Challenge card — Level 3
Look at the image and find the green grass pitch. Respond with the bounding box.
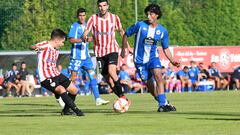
[0,91,240,135]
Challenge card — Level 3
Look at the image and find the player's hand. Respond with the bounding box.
[120,48,128,58]
[87,37,93,42]
[172,61,180,68]
[35,47,43,52]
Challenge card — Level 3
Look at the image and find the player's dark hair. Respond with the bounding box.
[76,8,86,17]
[50,28,66,40]
[12,63,17,67]
[97,0,108,5]
[144,4,162,19]
[183,66,188,69]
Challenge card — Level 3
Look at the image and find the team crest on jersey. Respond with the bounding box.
[156,30,161,35]
[143,27,147,30]
[74,67,79,71]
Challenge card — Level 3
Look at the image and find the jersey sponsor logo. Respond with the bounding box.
[47,58,56,64]
[144,37,155,45]
[96,31,113,35]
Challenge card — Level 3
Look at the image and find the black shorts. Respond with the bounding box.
[40,74,71,93]
[97,52,118,76]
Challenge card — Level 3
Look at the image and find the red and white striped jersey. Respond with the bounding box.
[36,41,60,82]
[85,12,122,58]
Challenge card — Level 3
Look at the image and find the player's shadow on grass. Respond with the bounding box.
[174,111,240,117]
[4,103,56,107]
[0,108,61,117]
[188,117,240,121]
[0,114,59,117]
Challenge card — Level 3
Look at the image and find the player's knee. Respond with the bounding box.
[88,71,96,80]
[55,86,66,94]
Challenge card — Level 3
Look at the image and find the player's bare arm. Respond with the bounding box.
[70,34,92,44]
[163,48,180,67]
[29,45,36,50]
[69,38,84,44]
[121,33,128,58]
[81,29,90,42]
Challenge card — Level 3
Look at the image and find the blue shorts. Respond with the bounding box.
[68,58,94,72]
[135,57,162,81]
[191,79,197,84]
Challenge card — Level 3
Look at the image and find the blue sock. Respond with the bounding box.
[181,87,185,92]
[84,81,90,94]
[90,78,100,100]
[157,94,167,106]
[188,87,192,92]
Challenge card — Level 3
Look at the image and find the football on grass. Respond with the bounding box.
[113,98,130,113]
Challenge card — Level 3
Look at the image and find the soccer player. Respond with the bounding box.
[68,8,109,106]
[30,29,84,116]
[81,0,130,101]
[121,4,180,112]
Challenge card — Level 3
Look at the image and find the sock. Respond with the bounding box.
[90,78,100,100]
[55,93,60,99]
[68,93,76,102]
[181,87,185,92]
[112,79,124,98]
[60,92,78,113]
[84,81,90,94]
[188,86,192,92]
[157,94,167,106]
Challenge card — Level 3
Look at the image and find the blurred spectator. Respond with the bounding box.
[161,66,168,92]
[188,61,200,90]
[4,63,21,97]
[132,71,146,93]
[208,62,228,90]
[166,63,181,93]
[177,66,192,92]
[232,66,240,90]
[119,64,142,93]
[197,62,215,91]
[19,62,34,97]
[0,67,4,87]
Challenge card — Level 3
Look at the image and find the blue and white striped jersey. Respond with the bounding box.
[125,21,169,64]
[68,21,90,60]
